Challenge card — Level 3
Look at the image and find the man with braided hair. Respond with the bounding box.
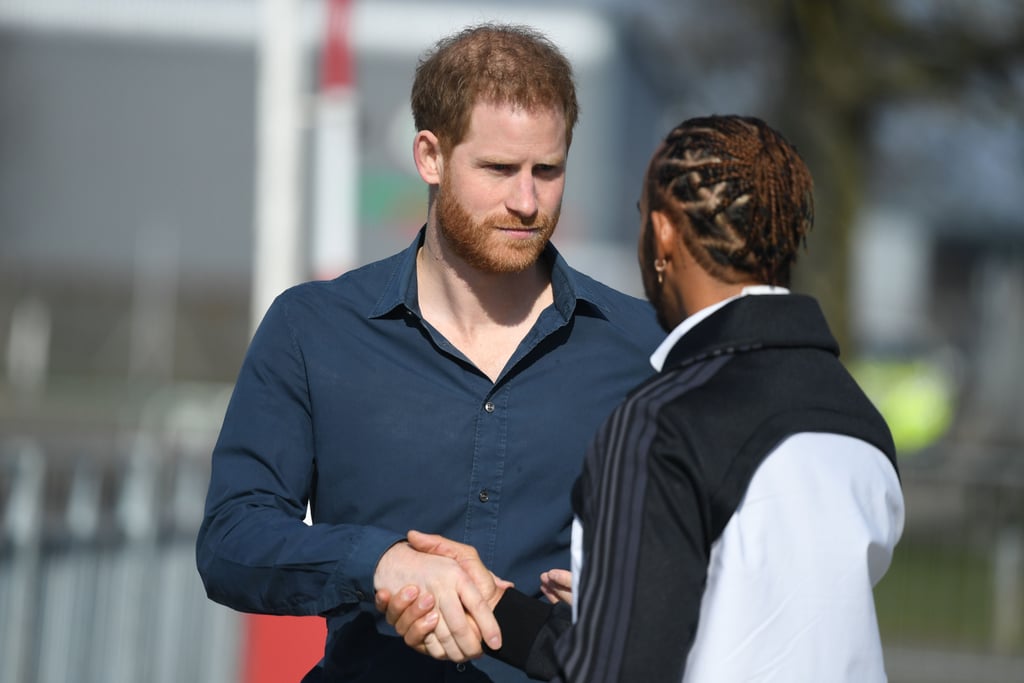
[381,115,905,682]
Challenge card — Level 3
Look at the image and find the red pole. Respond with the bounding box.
[320,0,354,93]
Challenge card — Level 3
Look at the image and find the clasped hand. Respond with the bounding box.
[375,530,573,663]
[374,530,509,662]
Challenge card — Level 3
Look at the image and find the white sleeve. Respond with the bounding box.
[682,432,905,682]
[570,515,583,624]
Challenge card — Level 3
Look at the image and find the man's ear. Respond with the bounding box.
[413,130,443,185]
[650,210,678,257]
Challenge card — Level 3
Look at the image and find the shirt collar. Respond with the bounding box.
[368,226,602,322]
[649,285,789,371]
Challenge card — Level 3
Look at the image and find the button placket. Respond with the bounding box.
[479,402,495,503]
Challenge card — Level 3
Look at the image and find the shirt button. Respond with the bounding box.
[355,590,366,601]
[456,663,467,673]
[483,401,495,413]
[478,489,489,503]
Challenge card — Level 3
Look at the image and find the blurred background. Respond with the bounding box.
[1,0,1022,681]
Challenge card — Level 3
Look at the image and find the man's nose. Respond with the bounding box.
[505,173,538,221]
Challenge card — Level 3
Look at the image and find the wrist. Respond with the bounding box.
[373,540,412,591]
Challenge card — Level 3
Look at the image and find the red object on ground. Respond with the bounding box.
[242,614,326,683]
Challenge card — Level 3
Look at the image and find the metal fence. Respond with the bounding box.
[881,443,1024,683]
[3,433,1023,683]
[0,436,241,683]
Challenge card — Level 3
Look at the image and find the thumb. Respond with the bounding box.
[407,530,473,561]
[494,576,515,591]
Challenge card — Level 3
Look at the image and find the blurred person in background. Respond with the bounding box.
[382,114,905,682]
[195,22,662,683]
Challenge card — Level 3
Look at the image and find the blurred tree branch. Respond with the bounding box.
[618,0,1022,353]
[760,0,1024,352]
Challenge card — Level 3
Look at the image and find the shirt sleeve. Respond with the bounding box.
[543,425,903,683]
[681,432,905,682]
[195,295,404,616]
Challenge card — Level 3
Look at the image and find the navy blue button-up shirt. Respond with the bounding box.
[197,229,663,682]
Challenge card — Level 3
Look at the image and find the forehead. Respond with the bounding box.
[456,101,567,158]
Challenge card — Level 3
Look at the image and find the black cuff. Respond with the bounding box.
[484,588,555,669]
[485,590,572,681]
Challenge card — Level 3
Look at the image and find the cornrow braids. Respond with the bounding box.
[648,115,814,287]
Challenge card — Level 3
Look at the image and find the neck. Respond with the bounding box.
[682,277,751,317]
[416,225,555,383]
[417,228,553,331]
[673,240,755,321]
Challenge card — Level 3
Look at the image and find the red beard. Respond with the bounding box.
[435,174,559,273]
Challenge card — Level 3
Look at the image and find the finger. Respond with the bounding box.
[394,591,435,637]
[456,553,495,604]
[402,609,439,649]
[431,612,475,662]
[374,589,392,614]
[435,592,482,661]
[452,575,501,652]
[423,632,447,661]
[381,585,419,624]
[541,586,572,605]
[494,574,515,591]
[540,569,573,605]
[541,584,572,605]
[544,568,572,589]
[407,530,477,562]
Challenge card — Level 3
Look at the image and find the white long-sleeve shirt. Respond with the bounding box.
[569,288,905,681]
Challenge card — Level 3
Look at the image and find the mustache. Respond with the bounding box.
[484,212,559,230]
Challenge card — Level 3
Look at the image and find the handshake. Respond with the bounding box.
[374,530,572,663]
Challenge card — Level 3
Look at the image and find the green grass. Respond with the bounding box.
[875,538,1017,652]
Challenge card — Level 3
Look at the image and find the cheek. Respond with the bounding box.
[639,224,654,264]
[445,172,491,214]
[539,180,566,209]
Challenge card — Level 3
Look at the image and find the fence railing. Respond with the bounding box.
[0,435,241,683]
[3,433,1022,683]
